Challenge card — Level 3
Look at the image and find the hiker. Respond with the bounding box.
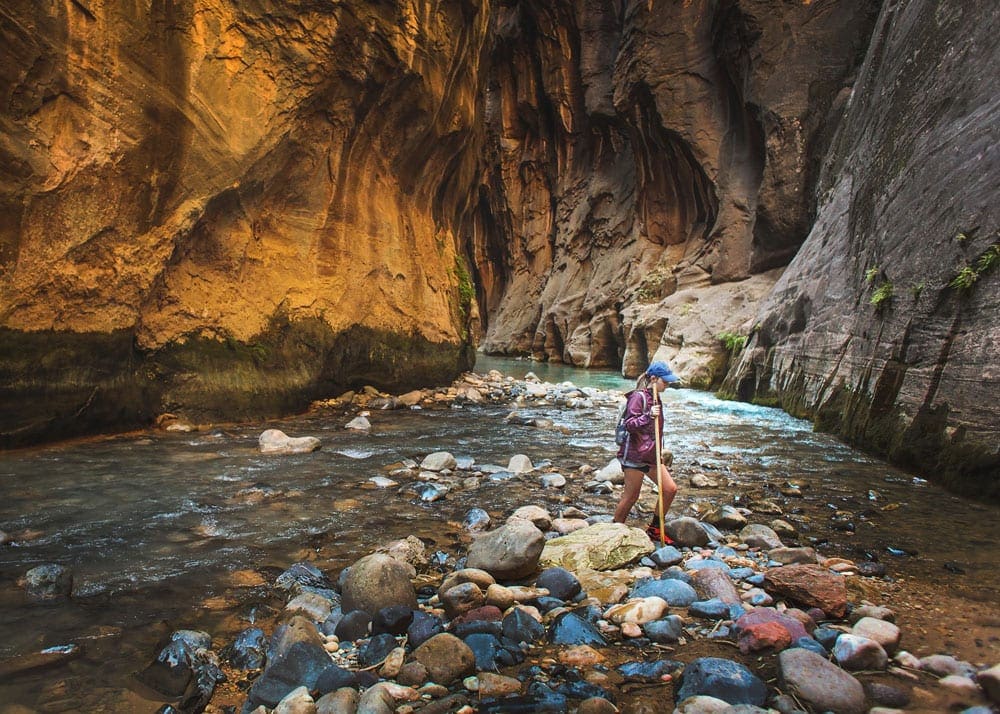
[613,360,681,543]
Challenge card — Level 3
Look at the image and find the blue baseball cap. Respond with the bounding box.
[646,361,680,383]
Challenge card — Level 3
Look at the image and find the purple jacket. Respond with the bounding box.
[616,388,663,464]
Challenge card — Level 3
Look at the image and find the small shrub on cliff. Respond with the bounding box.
[870,282,893,309]
[717,331,747,354]
[865,266,880,283]
[949,266,977,291]
[976,244,999,273]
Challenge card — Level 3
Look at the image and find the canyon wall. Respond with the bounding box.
[722,0,1000,499]
[474,0,879,385]
[1,0,486,445]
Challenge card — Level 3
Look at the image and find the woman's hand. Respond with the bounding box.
[649,404,662,419]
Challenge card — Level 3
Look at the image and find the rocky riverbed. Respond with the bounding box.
[6,370,1000,713]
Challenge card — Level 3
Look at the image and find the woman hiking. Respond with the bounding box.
[613,361,681,544]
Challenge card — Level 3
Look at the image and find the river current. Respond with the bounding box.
[1,356,997,711]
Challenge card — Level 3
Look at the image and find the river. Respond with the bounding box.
[0,356,997,711]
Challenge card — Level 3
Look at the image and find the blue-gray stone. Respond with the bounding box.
[729,567,757,580]
[631,577,697,606]
[407,610,444,648]
[685,558,732,575]
[464,632,502,672]
[549,611,607,647]
[618,659,684,683]
[554,679,612,701]
[813,626,840,650]
[536,596,566,613]
[358,633,397,667]
[334,610,371,642]
[246,641,340,709]
[643,615,684,644]
[314,663,358,694]
[649,545,684,567]
[226,628,266,670]
[794,636,830,656]
[452,620,503,638]
[536,567,582,600]
[676,657,768,706]
[660,567,694,585]
[688,598,731,620]
[502,608,546,644]
[373,605,413,635]
[275,561,333,594]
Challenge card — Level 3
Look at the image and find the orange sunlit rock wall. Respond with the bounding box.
[1,0,487,442]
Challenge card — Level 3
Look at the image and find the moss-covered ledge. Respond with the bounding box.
[0,319,473,449]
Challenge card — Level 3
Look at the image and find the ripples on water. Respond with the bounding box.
[0,355,997,709]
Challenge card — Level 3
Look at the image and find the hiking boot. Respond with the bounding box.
[645,524,674,546]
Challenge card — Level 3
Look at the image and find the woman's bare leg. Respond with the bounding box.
[652,464,678,520]
[613,468,645,523]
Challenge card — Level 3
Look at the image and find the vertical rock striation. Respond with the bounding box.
[722,0,1000,498]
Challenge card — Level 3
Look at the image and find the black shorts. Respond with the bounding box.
[619,458,650,473]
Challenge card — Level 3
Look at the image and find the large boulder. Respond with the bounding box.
[340,554,417,617]
[466,519,545,580]
[540,523,653,572]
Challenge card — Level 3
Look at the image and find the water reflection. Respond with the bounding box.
[0,356,997,709]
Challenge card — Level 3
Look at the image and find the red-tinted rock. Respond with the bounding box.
[738,621,792,654]
[763,565,848,618]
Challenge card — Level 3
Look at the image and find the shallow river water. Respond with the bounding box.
[0,356,997,711]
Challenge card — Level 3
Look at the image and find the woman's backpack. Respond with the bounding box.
[614,391,647,447]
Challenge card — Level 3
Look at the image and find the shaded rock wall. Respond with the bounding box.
[1,0,486,444]
[722,0,1000,498]
[474,0,878,380]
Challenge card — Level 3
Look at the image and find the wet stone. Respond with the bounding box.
[676,657,768,706]
[334,610,371,642]
[358,633,397,667]
[631,577,697,606]
[535,567,582,601]
[548,611,607,646]
[406,611,444,648]
[688,598,731,620]
[643,615,684,644]
[618,659,683,683]
[462,632,503,671]
[224,628,267,670]
[274,562,333,595]
[23,564,73,600]
[463,508,492,532]
[372,605,414,635]
[502,608,545,644]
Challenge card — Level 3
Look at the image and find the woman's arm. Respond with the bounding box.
[624,391,652,433]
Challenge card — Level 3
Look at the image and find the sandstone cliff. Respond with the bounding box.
[1,0,485,444]
[722,0,1000,498]
[474,0,878,387]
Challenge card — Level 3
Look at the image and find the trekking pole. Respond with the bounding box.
[653,383,665,546]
